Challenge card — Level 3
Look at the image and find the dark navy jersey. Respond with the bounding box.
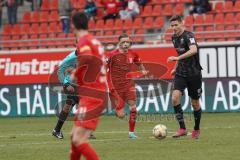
[172,30,202,77]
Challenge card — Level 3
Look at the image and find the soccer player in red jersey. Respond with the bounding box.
[70,12,107,160]
[106,33,148,139]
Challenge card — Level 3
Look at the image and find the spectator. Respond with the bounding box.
[32,0,42,11]
[120,0,128,8]
[229,0,236,5]
[101,0,122,20]
[7,0,18,25]
[119,0,140,20]
[84,0,97,20]
[0,0,4,28]
[59,0,72,34]
[137,0,148,7]
[190,0,211,14]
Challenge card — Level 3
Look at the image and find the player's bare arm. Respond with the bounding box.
[167,45,198,62]
[138,63,148,76]
[170,62,178,75]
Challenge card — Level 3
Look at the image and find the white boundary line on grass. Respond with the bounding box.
[0,126,238,138]
[0,131,181,148]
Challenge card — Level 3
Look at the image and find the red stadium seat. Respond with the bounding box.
[163,4,173,16]
[132,18,143,29]
[234,1,240,12]
[174,4,184,15]
[57,33,67,38]
[123,19,133,30]
[223,1,233,12]
[195,27,204,41]
[184,15,193,27]
[195,15,204,26]
[215,2,224,13]
[31,11,40,23]
[153,17,164,29]
[133,29,144,43]
[104,19,114,30]
[152,5,162,17]
[204,26,214,41]
[96,9,104,19]
[39,34,48,39]
[41,0,50,11]
[164,28,173,43]
[126,29,132,35]
[21,11,31,23]
[88,20,95,30]
[29,23,40,35]
[49,22,61,33]
[40,11,49,22]
[235,25,240,37]
[39,23,48,34]
[49,0,58,10]
[224,13,234,25]
[205,14,214,25]
[113,19,123,30]
[115,30,123,36]
[21,24,30,35]
[141,5,152,17]
[49,11,59,22]
[225,25,236,39]
[104,31,114,43]
[236,13,240,24]
[214,13,224,25]
[143,17,154,29]
[95,20,104,29]
[11,24,21,36]
[214,25,224,39]
[2,25,12,35]
[151,0,161,4]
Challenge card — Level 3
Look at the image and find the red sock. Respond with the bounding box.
[70,143,81,160]
[129,108,137,132]
[75,143,99,160]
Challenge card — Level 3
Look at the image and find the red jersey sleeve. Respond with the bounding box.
[132,52,141,65]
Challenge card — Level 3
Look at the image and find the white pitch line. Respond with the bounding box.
[0,130,178,138]
[0,132,187,148]
[0,125,239,138]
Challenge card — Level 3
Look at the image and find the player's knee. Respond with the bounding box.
[116,112,125,119]
[63,105,71,113]
[71,132,88,146]
[172,95,180,106]
[191,99,200,110]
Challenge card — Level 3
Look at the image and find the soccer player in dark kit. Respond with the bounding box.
[167,15,203,139]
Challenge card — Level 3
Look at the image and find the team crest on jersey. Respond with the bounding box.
[180,38,184,44]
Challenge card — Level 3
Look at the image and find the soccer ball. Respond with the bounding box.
[152,124,167,139]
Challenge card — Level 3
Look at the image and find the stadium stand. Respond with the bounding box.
[0,0,240,50]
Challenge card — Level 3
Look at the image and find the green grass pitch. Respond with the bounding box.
[0,113,240,160]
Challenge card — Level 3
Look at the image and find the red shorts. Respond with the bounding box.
[109,86,137,111]
[74,97,105,130]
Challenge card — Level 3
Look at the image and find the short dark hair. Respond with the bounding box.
[72,12,88,30]
[118,33,129,41]
[169,15,182,22]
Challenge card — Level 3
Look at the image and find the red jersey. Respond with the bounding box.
[106,49,141,91]
[75,34,106,90]
[101,0,122,14]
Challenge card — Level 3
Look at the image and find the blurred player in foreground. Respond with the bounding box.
[106,33,148,139]
[70,12,107,160]
[52,50,96,140]
[167,15,202,139]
